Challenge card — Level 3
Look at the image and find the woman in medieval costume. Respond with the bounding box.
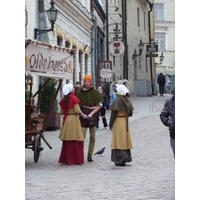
[109,84,134,166]
[58,83,84,165]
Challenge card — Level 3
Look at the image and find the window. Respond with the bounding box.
[155,4,164,21]
[146,57,148,73]
[139,55,141,69]
[155,33,165,51]
[57,37,63,46]
[144,12,146,31]
[137,8,140,27]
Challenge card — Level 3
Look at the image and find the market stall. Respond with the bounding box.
[25,38,74,162]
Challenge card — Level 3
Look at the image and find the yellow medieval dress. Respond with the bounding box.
[109,93,134,166]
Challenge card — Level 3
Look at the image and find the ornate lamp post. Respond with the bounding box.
[132,39,145,59]
[34,0,58,39]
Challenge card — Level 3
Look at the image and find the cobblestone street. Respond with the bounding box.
[25,95,175,200]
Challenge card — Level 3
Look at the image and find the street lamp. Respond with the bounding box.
[26,74,33,85]
[132,39,144,59]
[155,52,164,65]
[34,0,58,39]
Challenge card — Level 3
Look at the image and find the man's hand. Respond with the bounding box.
[87,113,93,118]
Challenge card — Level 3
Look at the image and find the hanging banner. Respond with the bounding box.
[25,41,73,79]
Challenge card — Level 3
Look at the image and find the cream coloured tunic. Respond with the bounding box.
[59,104,84,141]
[111,111,133,150]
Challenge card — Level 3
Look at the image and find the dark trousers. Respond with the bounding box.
[97,107,108,128]
[159,84,165,95]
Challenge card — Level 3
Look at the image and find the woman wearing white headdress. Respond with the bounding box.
[109,84,134,166]
[58,83,84,165]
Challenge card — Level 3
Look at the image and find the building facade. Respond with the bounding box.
[101,0,156,96]
[154,0,175,94]
[25,0,94,99]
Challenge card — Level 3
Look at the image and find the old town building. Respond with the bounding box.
[154,0,175,94]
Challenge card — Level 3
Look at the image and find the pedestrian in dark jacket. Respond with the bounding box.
[160,95,175,158]
[97,86,109,129]
[157,73,166,96]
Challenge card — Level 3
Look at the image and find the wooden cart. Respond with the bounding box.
[25,38,74,162]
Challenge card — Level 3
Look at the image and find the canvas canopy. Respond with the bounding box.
[25,39,74,79]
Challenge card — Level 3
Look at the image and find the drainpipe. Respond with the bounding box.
[39,0,45,86]
[91,11,98,88]
[145,0,154,94]
[106,0,109,61]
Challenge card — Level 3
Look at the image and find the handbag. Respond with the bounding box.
[80,107,98,127]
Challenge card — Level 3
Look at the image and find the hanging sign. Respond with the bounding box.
[110,41,125,56]
[25,40,73,79]
[100,68,113,78]
[146,44,158,52]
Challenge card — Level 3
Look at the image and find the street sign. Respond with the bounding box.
[146,54,158,57]
[146,45,158,52]
[110,41,125,56]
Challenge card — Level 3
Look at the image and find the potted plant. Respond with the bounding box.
[39,77,60,131]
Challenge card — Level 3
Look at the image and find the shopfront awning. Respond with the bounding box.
[79,42,83,53]
[65,32,71,46]
[85,46,89,57]
[56,27,63,40]
[25,38,73,79]
[72,37,77,49]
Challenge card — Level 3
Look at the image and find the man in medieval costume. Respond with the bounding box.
[76,74,102,162]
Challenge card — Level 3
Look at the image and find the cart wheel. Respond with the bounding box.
[34,135,41,163]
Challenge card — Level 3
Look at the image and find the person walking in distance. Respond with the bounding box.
[157,73,166,96]
[109,85,134,166]
[76,74,102,162]
[97,86,109,129]
[109,83,118,107]
[58,83,84,165]
[160,94,175,158]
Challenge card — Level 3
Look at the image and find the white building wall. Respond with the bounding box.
[25,0,40,102]
[25,0,93,107]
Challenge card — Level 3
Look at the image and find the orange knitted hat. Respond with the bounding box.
[83,74,92,84]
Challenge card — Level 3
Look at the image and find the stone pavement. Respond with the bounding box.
[25,95,175,200]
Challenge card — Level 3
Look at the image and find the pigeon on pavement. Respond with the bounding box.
[94,147,106,155]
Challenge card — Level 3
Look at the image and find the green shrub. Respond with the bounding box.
[39,77,58,113]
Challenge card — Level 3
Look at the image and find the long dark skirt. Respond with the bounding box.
[59,141,84,165]
[111,149,132,166]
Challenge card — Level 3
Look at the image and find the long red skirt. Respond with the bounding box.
[58,140,84,165]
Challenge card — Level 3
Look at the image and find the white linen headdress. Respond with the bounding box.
[63,83,73,95]
[116,84,129,95]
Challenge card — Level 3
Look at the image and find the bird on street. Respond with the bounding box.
[94,147,106,155]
